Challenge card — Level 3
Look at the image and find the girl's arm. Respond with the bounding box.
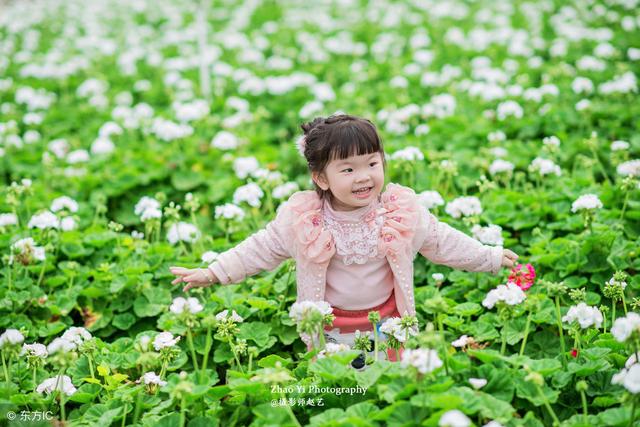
[206,201,294,285]
[417,208,504,275]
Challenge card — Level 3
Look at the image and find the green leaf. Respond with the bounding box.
[308,357,353,382]
[112,312,136,330]
[238,322,272,347]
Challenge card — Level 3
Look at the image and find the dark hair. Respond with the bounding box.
[300,114,387,200]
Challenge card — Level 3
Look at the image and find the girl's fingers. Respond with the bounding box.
[171,277,183,285]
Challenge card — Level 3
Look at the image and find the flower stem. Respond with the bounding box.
[121,403,128,427]
[580,389,588,422]
[373,323,379,362]
[500,328,507,355]
[630,397,637,427]
[536,384,560,426]
[612,300,617,330]
[200,326,212,382]
[228,337,244,373]
[88,355,95,379]
[186,327,199,371]
[1,351,8,383]
[620,191,630,222]
[280,391,302,427]
[437,314,449,375]
[554,296,567,366]
[520,310,533,356]
[179,395,187,427]
[622,294,628,315]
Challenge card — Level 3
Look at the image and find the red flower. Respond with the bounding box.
[508,263,536,291]
[571,348,578,358]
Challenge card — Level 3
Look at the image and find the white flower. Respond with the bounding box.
[439,409,471,427]
[571,194,603,212]
[233,182,264,208]
[469,378,488,389]
[201,251,219,263]
[379,317,418,343]
[415,124,430,136]
[471,224,504,246]
[169,297,203,314]
[390,146,424,161]
[140,207,162,222]
[214,203,245,220]
[496,100,523,121]
[626,354,639,369]
[46,337,77,354]
[401,348,443,374]
[571,77,594,94]
[131,230,144,239]
[483,422,504,427]
[489,159,514,175]
[575,99,591,111]
[28,210,60,229]
[289,301,332,323]
[10,237,46,263]
[445,196,482,218]
[617,159,640,177]
[134,196,160,216]
[50,196,79,213]
[0,329,25,348]
[529,157,562,176]
[611,140,630,151]
[542,136,561,147]
[612,364,640,394]
[66,149,90,164]
[153,332,181,350]
[215,309,244,323]
[36,375,77,396]
[432,273,445,282]
[482,283,526,309]
[0,213,18,227]
[487,131,506,143]
[140,372,167,387]
[451,335,469,348]
[562,303,603,329]
[150,118,193,141]
[62,327,92,346]
[611,313,640,342]
[417,191,445,210]
[91,137,115,155]
[98,121,123,138]
[211,131,240,150]
[60,217,77,231]
[273,182,299,200]
[233,156,260,179]
[166,222,201,245]
[21,343,48,358]
[318,342,352,358]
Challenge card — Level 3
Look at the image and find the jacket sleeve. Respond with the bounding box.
[208,201,294,285]
[417,207,503,275]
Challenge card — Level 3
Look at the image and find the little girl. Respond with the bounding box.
[170,114,519,364]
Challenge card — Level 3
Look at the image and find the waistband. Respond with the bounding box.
[330,290,396,318]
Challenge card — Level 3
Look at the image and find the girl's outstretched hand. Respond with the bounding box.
[170,266,218,292]
[501,249,519,268]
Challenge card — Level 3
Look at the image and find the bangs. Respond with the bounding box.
[325,120,381,162]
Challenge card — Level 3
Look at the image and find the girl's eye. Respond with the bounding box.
[342,168,353,173]
[370,162,378,167]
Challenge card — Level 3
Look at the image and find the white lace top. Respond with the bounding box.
[322,196,395,310]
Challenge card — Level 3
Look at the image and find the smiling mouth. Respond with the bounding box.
[352,186,373,195]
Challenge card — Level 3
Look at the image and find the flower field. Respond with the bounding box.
[1,0,640,425]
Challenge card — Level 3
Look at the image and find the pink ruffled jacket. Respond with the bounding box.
[209,183,503,342]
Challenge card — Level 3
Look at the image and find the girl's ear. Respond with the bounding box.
[312,171,330,190]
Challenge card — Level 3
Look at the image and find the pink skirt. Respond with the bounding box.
[307,290,405,362]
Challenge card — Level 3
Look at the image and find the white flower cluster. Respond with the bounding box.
[0,213,18,227]
[571,194,603,212]
[166,222,200,245]
[612,364,640,394]
[214,203,246,220]
[611,313,640,342]
[233,156,260,179]
[471,224,504,246]
[47,327,92,355]
[233,182,264,208]
[529,157,562,176]
[211,131,240,150]
[0,329,25,348]
[172,99,209,122]
[215,309,244,323]
[451,335,469,347]
[273,182,299,200]
[289,301,332,323]
[488,159,514,175]
[153,332,180,351]
[318,342,352,358]
[611,140,630,151]
[439,409,471,427]
[401,348,443,374]
[140,371,167,387]
[37,375,77,396]
[445,196,482,218]
[379,317,418,343]
[27,210,60,229]
[21,343,48,358]
[10,238,46,263]
[134,196,162,222]
[50,196,79,213]
[417,191,445,210]
[617,159,640,177]
[150,117,193,142]
[496,100,523,121]
[389,146,424,161]
[562,303,603,329]
[169,297,203,314]
[482,283,526,309]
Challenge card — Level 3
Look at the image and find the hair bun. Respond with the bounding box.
[300,117,326,136]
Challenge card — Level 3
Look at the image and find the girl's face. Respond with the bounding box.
[312,151,385,211]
